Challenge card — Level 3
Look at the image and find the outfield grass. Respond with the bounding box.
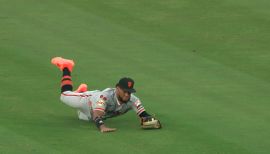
[1,0,270,153]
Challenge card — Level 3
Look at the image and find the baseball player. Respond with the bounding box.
[51,57,161,133]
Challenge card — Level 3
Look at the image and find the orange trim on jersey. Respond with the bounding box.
[132,100,140,107]
[61,93,92,97]
[137,108,145,115]
[137,110,145,115]
[137,106,143,110]
[93,108,105,112]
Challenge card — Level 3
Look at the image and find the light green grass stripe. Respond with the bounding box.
[0,126,61,154]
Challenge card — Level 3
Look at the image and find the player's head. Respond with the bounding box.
[116,77,136,102]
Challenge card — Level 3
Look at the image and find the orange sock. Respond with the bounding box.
[61,68,73,93]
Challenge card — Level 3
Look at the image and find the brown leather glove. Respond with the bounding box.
[141,116,162,129]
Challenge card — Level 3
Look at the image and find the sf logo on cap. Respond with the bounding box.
[128,81,133,88]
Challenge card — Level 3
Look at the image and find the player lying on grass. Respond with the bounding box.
[51,57,161,133]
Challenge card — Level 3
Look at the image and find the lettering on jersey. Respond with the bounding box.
[97,99,105,107]
[99,95,107,101]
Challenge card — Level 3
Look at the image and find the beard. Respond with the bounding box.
[117,95,130,103]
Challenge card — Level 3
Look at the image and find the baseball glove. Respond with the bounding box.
[141,116,162,129]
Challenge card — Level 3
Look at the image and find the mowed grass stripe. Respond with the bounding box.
[0,126,61,153]
[0,0,270,153]
[62,0,270,83]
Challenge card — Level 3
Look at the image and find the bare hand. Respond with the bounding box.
[100,125,117,133]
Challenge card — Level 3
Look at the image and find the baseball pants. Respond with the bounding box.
[60,91,93,121]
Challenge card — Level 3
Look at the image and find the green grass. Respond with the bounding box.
[1,0,270,153]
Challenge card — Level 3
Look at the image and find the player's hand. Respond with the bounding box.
[100,125,117,133]
[141,116,162,129]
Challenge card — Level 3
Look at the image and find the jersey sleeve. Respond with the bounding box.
[92,94,107,112]
[131,95,146,115]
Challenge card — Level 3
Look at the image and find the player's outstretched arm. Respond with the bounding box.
[92,110,117,133]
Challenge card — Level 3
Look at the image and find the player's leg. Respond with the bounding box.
[77,103,92,121]
[76,90,95,121]
[51,57,92,120]
[60,91,84,108]
[51,57,82,108]
[51,57,74,93]
[74,83,88,93]
[77,110,89,121]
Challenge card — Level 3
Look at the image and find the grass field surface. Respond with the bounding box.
[1,0,270,153]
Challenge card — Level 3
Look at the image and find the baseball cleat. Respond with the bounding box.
[75,83,88,93]
[51,57,75,72]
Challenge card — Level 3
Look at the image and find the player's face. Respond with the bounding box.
[116,87,131,103]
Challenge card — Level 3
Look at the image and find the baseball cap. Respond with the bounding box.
[116,77,136,93]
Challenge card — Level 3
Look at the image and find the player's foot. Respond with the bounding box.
[75,83,88,93]
[51,57,74,72]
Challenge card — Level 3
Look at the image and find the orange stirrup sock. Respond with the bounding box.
[61,68,73,93]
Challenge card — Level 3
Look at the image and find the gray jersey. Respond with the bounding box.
[87,88,145,119]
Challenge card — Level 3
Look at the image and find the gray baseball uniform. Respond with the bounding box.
[60,88,145,120]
